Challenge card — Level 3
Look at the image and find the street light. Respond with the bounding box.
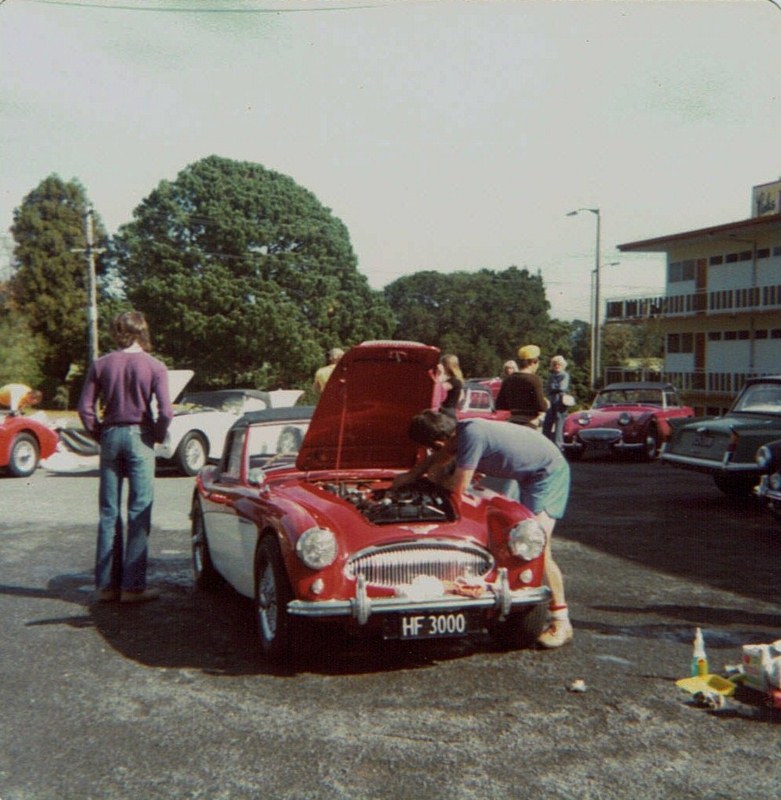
[567,207,601,389]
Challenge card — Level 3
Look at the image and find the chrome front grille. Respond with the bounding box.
[345,542,493,588]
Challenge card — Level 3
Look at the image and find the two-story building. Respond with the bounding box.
[609,179,781,416]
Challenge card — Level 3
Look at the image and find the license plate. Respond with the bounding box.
[385,611,480,640]
[692,434,714,448]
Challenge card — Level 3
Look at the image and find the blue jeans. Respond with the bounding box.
[96,425,155,592]
[543,407,567,449]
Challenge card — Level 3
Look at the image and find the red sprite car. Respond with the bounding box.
[562,381,693,462]
[0,411,60,477]
[191,341,550,662]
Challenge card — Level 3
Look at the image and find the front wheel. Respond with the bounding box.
[175,431,208,476]
[8,433,39,478]
[254,536,300,663]
[640,424,659,461]
[489,603,548,650]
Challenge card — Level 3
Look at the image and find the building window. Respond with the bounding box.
[708,331,722,341]
[757,248,770,259]
[772,329,781,339]
[755,329,768,340]
[738,330,750,340]
[739,250,753,262]
[709,254,724,265]
[724,331,737,340]
[774,246,781,257]
[725,252,739,263]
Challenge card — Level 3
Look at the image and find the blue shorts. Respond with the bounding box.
[517,459,571,520]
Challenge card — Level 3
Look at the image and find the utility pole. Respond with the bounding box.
[72,208,103,365]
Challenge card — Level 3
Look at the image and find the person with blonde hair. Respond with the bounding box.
[495,344,549,428]
[543,355,572,449]
[436,353,464,418]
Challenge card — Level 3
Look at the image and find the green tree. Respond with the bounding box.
[10,176,108,398]
[384,266,555,377]
[110,156,394,389]
[0,309,46,388]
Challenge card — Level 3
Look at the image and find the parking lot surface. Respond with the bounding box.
[1,458,779,799]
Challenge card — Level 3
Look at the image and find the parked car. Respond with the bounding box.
[562,381,693,461]
[158,374,304,476]
[457,380,509,421]
[661,375,781,496]
[181,388,303,416]
[191,341,551,663]
[755,438,781,520]
[0,409,60,477]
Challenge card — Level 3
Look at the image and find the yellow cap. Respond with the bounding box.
[517,344,541,360]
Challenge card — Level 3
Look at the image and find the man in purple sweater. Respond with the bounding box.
[78,311,173,603]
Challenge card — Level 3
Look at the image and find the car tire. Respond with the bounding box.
[191,497,221,591]
[712,474,758,497]
[254,536,300,663]
[175,431,208,476]
[7,433,39,478]
[640,424,659,461]
[489,603,548,650]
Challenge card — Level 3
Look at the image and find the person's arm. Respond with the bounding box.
[392,447,452,489]
[152,365,174,444]
[445,466,475,494]
[77,366,100,440]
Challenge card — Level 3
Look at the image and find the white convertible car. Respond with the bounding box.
[157,371,303,475]
[45,371,303,477]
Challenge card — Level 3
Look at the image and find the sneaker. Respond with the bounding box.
[96,588,120,603]
[120,588,161,604]
[537,618,573,649]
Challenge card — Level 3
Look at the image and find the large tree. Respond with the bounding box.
[10,176,107,397]
[384,267,557,377]
[111,156,394,389]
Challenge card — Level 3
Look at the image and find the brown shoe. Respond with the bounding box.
[97,588,120,603]
[537,619,574,649]
[120,588,161,604]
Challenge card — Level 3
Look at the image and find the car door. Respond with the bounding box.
[201,428,254,595]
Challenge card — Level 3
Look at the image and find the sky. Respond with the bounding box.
[2,0,781,322]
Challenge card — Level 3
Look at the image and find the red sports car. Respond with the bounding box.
[191,341,550,662]
[561,381,694,461]
[0,411,60,477]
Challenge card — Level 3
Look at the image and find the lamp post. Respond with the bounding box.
[567,207,601,389]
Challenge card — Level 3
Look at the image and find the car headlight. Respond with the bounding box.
[577,415,590,426]
[756,445,773,471]
[618,412,633,426]
[770,473,781,491]
[508,519,546,561]
[296,527,337,569]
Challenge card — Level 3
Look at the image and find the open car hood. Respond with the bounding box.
[168,369,194,402]
[297,341,439,471]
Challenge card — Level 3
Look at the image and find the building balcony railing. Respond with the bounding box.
[605,284,781,322]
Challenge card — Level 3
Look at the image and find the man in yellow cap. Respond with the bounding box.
[495,344,549,428]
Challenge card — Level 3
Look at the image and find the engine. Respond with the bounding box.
[319,479,455,525]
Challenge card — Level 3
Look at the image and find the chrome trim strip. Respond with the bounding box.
[287,585,552,622]
[660,453,758,473]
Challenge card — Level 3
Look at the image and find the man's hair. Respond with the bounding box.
[111,311,151,351]
[408,409,457,448]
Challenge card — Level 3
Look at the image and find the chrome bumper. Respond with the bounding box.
[565,428,643,451]
[660,451,758,474]
[287,568,551,625]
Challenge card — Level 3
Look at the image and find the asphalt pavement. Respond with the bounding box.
[1,460,780,800]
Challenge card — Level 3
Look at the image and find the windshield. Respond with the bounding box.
[732,383,781,414]
[593,389,663,408]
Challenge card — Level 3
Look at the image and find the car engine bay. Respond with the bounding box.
[319,478,456,524]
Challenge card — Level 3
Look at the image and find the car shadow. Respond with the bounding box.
[563,460,780,607]
[8,561,516,678]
